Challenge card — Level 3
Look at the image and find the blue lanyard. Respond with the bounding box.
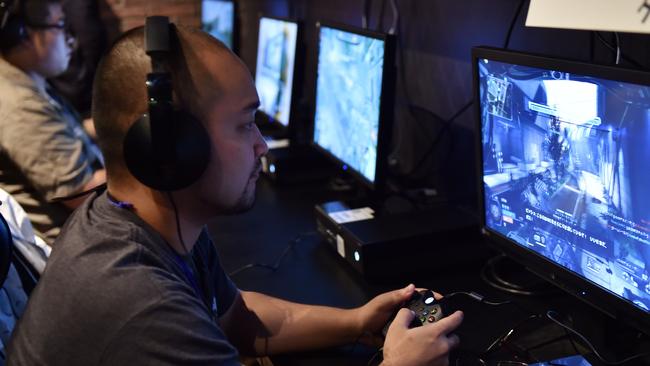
[170,251,204,304]
[106,192,205,305]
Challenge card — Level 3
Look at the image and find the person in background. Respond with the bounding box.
[50,0,107,118]
[0,0,105,245]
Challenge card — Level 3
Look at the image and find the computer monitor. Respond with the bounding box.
[312,22,395,190]
[254,16,299,129]
[473,46,650,334]
[201,0,234,50]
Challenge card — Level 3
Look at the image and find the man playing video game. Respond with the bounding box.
[7,21,463,365]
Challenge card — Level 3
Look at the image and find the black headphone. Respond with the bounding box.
[123,16,211,191]
[0,0,28,51]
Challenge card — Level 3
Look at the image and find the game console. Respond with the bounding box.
[315,200,482,278]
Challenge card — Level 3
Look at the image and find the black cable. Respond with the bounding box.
[387,0,398,34]
[613,32,621,65]
[503,0,526,49]
[377,0,386,32]
[406,100,473,177]
[50,183,107,203]
[362,0,374,29]
[166,192,190,254]
[593,32,645,69]
[444,291,512,307]
[546,311,650,365]
[483,314,543,357]
[228,231,318,277]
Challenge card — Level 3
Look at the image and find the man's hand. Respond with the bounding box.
[382,308,463,366]
[354,284,417,346]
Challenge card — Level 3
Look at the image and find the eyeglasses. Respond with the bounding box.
[27,19,74,39]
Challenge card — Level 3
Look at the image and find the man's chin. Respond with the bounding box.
[223,189,256,215]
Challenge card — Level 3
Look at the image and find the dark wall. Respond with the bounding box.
[235,0,650,204]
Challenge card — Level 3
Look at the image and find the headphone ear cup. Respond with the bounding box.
[0,16,26,51]
[123,112,211,191]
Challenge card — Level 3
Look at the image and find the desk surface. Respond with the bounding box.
[208,177,650,366]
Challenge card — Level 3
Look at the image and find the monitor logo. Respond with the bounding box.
[639,0,650,23]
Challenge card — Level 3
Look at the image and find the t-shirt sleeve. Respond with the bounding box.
[99,293,240,366]
[198,230,239,318]
[0,91,94,200]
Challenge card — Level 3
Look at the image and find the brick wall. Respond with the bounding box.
[98,0,201,43]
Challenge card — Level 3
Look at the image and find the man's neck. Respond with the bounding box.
[108,183,204,255]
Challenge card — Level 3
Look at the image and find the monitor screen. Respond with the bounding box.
[254,17,298,127]
[477,50,650,315]
[201,0,234,49]
[313,25,386,184]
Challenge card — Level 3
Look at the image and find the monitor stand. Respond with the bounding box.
[481,254,557,296]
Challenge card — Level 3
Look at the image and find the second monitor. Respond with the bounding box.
[255,16,299,130]
[201,0,235,50]
[312,22,395,192]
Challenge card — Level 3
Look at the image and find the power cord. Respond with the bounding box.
[228,231,318,277]
[444,291,512,307]
[469,310,650,365]
[545,310,650,365]
[614,32,621,65]
[387,0,398,35]
[503,0,527,49]
[405,100,473,178]
[593,32,645,68]
[361,0,374,29]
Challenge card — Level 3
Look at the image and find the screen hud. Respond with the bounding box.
[478,58,650,312]
[313,26,385,183]
[255,18,298,127]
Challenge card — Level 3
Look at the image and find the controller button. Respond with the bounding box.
[428,316,435,323]
[424,296,435,305]
[431,308,438,314]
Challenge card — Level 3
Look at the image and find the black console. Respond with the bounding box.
[315,200,481,278]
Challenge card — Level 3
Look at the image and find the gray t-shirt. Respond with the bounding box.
[6,191,240,365]
[0,57,103,244]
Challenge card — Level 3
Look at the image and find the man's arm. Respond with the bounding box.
[219,290,360,356]
[219,285,418,356]
[219,285,463,366]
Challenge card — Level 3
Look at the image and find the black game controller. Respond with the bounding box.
[382,289,445,336]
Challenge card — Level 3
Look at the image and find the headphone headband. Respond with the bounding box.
[0,0,13,29]
[123,16,211,191]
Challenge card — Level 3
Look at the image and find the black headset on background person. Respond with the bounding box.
[0,0,27,51]
[123,16,211,191]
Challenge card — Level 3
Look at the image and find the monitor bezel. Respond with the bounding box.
[311,20,396,192]
[472,46,650,335]
[254,14,303,135]
[200,0,238,54]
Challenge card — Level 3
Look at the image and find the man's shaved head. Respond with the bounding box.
[92,24,234,183]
